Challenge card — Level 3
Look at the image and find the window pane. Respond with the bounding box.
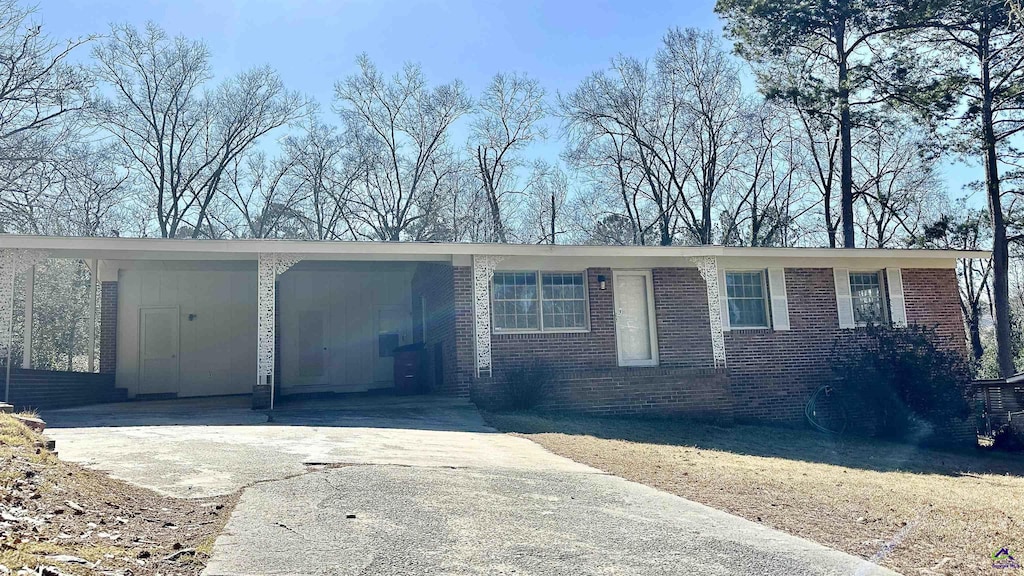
[850,272,884,324]
[725,271,768,327]
[493,272,539,330]
[541,273,587,330]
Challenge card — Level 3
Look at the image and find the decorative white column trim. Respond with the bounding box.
[256,253,301,408]
[472,254,505,378]
[691,256,727,368]
[87,259,97,373]
[2,249,48,403]
[1,249,48,360]
[22,265,34,369]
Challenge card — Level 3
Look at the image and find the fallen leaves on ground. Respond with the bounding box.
[0,413,237,576]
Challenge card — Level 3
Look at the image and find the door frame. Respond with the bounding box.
[612,269,659,367]
[137,305,180,395]
[295,308,328,386]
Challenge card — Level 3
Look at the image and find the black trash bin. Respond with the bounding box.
[393,342,426,395]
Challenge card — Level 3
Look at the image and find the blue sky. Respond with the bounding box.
[37,0,978,200]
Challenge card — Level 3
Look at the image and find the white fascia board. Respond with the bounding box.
[715,255,970,270]
[0,234,991,263]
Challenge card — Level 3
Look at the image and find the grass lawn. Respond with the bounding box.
[0,412,236,575]
[486,412,1024,576]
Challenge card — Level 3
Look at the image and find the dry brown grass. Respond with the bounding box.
[486,412,1024,576]
[0,413,237,575]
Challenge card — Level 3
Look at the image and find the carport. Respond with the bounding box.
[0,236,463,409]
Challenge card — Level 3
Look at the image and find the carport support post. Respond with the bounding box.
[21,265,33,369]
[87,259,97,373]
[691,256,727,369]
[256,253,301,410]
[472,255,505,378]
[1,249,48,403]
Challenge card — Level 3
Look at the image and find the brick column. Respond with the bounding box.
[99,281,118,374]
[453,266,475,395]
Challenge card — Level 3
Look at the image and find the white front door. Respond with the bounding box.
[139,306,180,395]
[613,271,658,367]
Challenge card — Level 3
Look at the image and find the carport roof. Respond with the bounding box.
[0,234,990,262]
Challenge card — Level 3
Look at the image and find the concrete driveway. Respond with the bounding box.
[44,397,896,576]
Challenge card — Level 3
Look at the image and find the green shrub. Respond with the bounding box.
[831,324,972,440]
[499,360,554,410]
[991,422,1024,451]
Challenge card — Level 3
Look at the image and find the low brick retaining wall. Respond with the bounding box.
[4,368,125,411]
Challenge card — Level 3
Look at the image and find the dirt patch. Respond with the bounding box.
[0,413,237,576]
[486,412,1024,576]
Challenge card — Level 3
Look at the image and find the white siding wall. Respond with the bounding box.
[117,266,257,398]
[278,263,415,394]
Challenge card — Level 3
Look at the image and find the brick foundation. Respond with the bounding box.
[7,368,124,411]
[473,366,732,420]
[99,281,118,375]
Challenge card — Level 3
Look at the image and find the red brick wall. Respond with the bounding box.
[726,267,968,424]
[490,268,618,372]
[489,267,714,373]
[454,266,475,394]
[446,263,967,424]
[473,366,732,420]
[725,268,842,423]
[412,263,461,395]
[652,267,715,368]
[99,281,118,375]
[903,268,967,357]
[467,266,722,416]
[8,368,124,411]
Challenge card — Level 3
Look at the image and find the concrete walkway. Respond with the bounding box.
[43,397,897,575]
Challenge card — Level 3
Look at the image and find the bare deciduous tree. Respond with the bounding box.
[0,0,92,233]
[518,161,570,244]
[334,55,472,241]
[217,151,302,238]
[561,55,692,246]
[658,27,748,245]
[563,28,752,246]
[471,72,547,242]
[853,121,942,248]
[719,103,813,246]
[92,23,309,238]
[284,119,364,240]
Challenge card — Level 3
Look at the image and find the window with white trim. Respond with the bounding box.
[725,270,769,328]
[849,271,886,324]
[492,271,588,332]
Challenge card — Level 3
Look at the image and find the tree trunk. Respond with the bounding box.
[979,21,1015,377]
[702,198,713,245]
[835,13,856,249]
[968,308,984,362]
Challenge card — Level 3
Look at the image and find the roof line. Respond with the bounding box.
[0,234,991,260]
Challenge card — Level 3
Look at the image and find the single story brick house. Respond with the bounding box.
[0,236,986,423]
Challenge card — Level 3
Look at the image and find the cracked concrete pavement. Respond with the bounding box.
[43,396,897,575]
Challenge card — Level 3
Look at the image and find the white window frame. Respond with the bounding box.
[723,269,771,330]
[848,270,888,326]
[491,270,591,334]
